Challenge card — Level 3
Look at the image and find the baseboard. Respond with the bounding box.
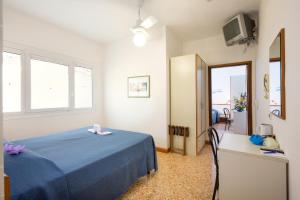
[156,147,170,153]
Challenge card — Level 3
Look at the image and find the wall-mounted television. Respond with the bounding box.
[223,14,255,46]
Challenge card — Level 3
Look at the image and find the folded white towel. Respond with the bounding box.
[88,128,96,133]
[88,124,112,136]
[96,130,112,136]
[93,124,101,131]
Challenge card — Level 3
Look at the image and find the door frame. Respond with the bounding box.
[208,61,253,135]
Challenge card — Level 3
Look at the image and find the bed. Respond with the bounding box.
[4,127,157,200]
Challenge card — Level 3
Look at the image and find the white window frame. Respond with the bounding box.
[3,47,26,115]
[74,64,94,110]
[3,43,95,119]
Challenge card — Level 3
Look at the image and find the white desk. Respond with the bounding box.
[218,134,288,200]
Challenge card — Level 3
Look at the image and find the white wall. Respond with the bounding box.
[165,28,183,61]
[165,28,183,147]
[102,27,182,149]
[3,7,104,140]
[255,0,300,199]
[183,35,257,129]
[183,34,257,65]
[0,1,4,199]
[102,27,167,148]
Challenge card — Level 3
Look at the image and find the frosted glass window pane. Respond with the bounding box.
[2,52,22,112]
[75,67,92,108]
[31,59,69,109]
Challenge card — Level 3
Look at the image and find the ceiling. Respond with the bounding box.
[4,0,260,44]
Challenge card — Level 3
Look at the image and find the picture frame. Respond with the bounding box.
[128,75,150,98]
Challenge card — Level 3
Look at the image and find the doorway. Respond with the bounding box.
[208,61,253,136]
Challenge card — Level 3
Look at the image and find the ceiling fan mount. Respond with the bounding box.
[131,0,157,47]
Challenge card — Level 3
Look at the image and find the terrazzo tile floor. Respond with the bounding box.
[120,145,213,200]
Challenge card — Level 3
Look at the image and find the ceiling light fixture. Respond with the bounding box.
[131,0,157,47]
[132,27,148,47]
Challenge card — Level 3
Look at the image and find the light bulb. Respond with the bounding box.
[133,30,147,47]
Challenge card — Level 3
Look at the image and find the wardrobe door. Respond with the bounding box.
[201,60,207,134]
[170,55,197,156]
[196,57,208,154]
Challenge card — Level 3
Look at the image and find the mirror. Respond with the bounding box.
[269,29,286,119]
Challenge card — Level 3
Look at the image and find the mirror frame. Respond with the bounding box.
[269,28,286,119]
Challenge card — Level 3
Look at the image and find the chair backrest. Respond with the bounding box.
[272,109,280,116]
[223,108,231,119]
[207,127,219,169]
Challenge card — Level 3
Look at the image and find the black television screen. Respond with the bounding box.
[223,18,241,41]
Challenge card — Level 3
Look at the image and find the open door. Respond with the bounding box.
[208,61,253,136]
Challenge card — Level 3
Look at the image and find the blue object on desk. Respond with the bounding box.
[249,134,264,145]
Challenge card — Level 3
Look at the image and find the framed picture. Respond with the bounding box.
[128,75,150,98]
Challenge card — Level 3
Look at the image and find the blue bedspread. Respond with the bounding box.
[211,109,220,124]
[4,149,70,200]
[4,127,157,200]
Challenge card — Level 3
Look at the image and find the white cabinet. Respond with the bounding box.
[170,54,207,156]
[231,111,247,134]
[218,134,288,200]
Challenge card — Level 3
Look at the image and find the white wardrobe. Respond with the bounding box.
[170,54,207,156]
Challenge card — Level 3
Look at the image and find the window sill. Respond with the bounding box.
[3,108,94,121]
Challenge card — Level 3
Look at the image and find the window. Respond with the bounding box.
[2,47,94,115]
[30,59,69,110]
[2,52,22,113]
[74,67,92,108]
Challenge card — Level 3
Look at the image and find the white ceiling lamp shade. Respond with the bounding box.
[131,0,157,47]
[132,26,148,47]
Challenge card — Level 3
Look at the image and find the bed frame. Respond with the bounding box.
[4,174,10,200]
